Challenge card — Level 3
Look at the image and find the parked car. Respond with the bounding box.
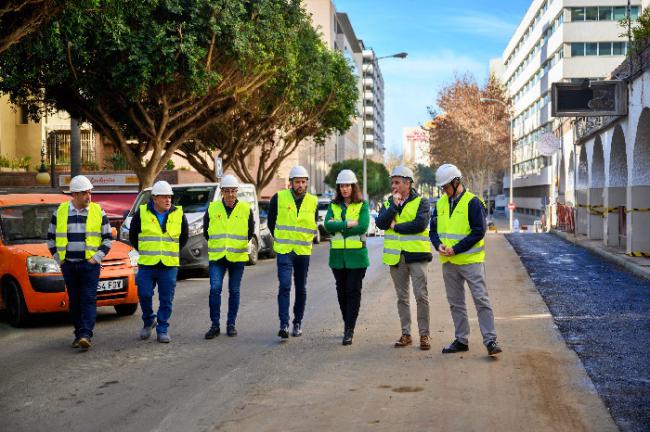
[120,183,263,270]
[316,198,331,243]
[0,194,139,327]
[368,209,383,236]
[257,200,275,258]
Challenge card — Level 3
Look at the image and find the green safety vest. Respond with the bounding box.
[207,200,250,262]
[436,191,485,265]
[273,189,318,256]
[330,202,365,250]
[55,201,103,261]
[382,196,431,265]
[137,204,183,267]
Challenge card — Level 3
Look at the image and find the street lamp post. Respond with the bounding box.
[362,51,407,201]
[480,97,514,232]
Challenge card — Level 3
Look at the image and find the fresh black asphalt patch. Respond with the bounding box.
[506,233,650,432]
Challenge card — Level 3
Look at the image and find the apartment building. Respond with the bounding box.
[402,126,431,167]
[498,0,642,219]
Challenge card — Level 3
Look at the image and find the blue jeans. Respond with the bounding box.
[61,260,100,338]
[209,259,245,327]
[277,252,310,327]
[136,265,178,334]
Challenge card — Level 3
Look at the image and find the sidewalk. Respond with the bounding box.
[217,234,617,431]
[551,229,650,281]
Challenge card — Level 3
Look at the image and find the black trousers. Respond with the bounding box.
[332,268,366,330]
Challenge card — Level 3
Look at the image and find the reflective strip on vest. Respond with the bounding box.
[55,201,103,261]
[207,200,250,262]
[381,196,431,265]
[436,191,485,265]
[137,205,183,267]
[329,202,365,250]
[273,190,317,256]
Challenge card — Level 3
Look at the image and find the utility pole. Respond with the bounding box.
[70,117,81,177]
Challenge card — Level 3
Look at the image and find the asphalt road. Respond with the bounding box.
[1,235,619,432]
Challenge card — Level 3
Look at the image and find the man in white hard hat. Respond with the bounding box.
[202,174,254,339]
[430,163,502,356]
[129,180,188,343]
[376,166,433,350]
[267,165,318,339]
[47,175,113,350]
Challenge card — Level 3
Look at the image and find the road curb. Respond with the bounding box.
[550,229,650,281]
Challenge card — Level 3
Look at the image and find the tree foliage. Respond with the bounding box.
[0,0,311,188]
[427,73,510,196]
[175,16,358,193]
[324,159,390,202]
[0,0,70,54]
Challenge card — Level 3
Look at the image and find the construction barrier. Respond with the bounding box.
[627,252,650,258]
[575,204,650,218]
[556,204,575,233]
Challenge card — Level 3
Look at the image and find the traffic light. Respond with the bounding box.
[551,80,627,117]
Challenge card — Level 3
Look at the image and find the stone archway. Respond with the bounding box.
[588,136,605,239]
[604,125,628,247]
[576,145,589,235]
[630,108,650,253]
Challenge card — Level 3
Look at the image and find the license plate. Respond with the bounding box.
[97,279,124,292]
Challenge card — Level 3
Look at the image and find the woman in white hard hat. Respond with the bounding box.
[323,169,369,345]
[128,180,189,343]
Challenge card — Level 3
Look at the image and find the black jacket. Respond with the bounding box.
[429,189,487,255]
[376,189,433,263]
[128,202,189,257]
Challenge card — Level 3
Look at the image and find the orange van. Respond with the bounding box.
[0,194,139,326]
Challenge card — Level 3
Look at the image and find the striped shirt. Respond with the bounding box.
[47,201,113,263]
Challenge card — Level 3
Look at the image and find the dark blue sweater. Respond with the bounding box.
[429,190,486,255]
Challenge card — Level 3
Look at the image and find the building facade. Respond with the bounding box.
[498,0,643,220]
[402,126,431,167]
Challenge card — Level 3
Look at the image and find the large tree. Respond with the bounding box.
[428,74,510,196]
[0,0,308,188]
[324,159,390,202]
[176,18,358,194]
[0,0,71,54]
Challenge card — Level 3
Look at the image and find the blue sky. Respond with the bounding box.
[333,0,532,157]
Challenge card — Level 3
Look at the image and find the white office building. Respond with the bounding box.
[498,0,643,220]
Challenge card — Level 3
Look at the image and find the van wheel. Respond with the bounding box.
[247,237,259,266]
[5,280,29,327]
[114,303,138,316]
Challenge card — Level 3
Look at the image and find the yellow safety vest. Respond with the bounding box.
[273,189,317,256]
[207,200,250,262]
[436,191,485,265]
[137,204,183,267]
[330,202,365,250]
[382,196,431,265]
[55,201,103,261]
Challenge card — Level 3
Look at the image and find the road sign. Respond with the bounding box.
[214,156,223,178]
[508,202,516,210]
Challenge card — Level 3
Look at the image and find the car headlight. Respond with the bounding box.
[27,256,61,274]
[188,220,203,237]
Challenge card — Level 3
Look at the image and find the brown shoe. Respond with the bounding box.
[420,335,431,351]
[394,334,412,348]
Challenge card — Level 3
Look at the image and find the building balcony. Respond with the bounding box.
[363,77,374,88]
[364,106,374,116]
[364,134,375,143]
[362,50,374,60]
[364,120,375,130]
[364,91,374,102]
[362,64,374,74]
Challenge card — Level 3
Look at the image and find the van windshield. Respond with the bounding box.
[132,186,216,214]
[0,204,60,244]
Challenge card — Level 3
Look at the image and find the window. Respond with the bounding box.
[571,8,585,21]
[599,42,612,56]
[631,6,640,20]
[613,41,627,55]
[585,43,598,56]
[571,43,585,56]
[613,7,627,20]
[598,7,613,21]
[585,7,598,21]
[19,105,29,124]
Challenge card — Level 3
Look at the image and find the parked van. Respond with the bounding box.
[119,183,262,271]
[0,194,139,327]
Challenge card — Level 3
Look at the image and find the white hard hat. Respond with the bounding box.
[289,165,309,180]
[220,174,239,189]
[336,169,358,184]
[69,175,94,192]
[390,166,414,180]
[151,180,174,196]
[435,163,462,187]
